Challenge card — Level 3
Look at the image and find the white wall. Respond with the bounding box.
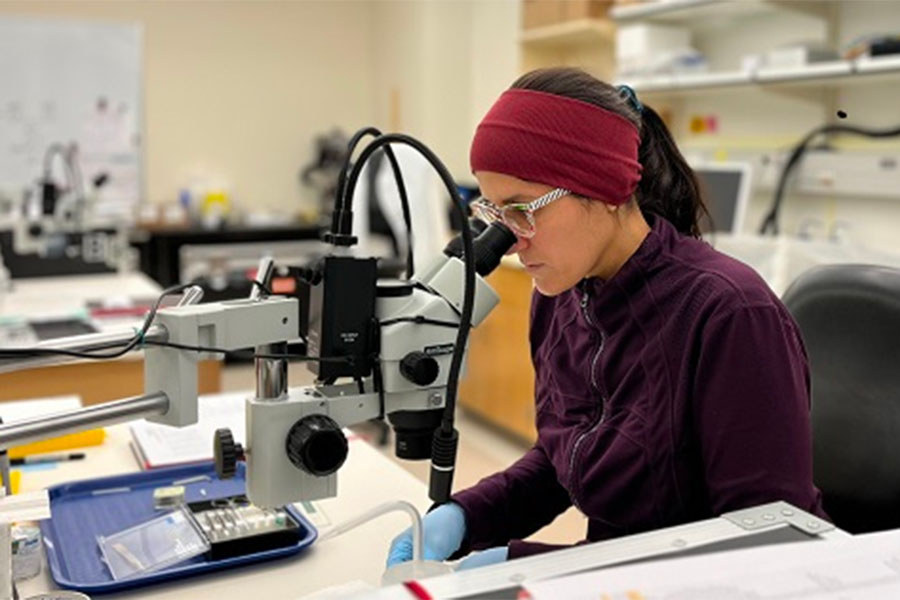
[370,0,520,183]
[0,0,525,218]
[0,1,377,214]
[470,0,522,166]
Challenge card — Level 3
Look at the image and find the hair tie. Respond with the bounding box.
[132,327,146,349]
[617,85,643,113]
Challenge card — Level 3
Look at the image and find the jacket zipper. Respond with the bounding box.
[568,286,608,510]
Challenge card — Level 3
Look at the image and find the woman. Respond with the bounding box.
[387,67,826,570]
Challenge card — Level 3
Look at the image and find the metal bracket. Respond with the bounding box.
[722,500,835,536]
[145,296,299,426]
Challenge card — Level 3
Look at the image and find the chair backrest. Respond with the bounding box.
[783,264,900,533]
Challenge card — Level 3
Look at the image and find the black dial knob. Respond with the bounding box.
[286,415,348,476]
[214,428,244,479]
[399,351,440,386]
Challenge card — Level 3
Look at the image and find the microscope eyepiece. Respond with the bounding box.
[442,221,517,276]
[442,218,489,259]
[471,222,517,276]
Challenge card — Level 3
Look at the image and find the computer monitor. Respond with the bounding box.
[692,162,752,234]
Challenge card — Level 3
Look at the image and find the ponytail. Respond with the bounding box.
[511,67,709,238]
[635,104,707,238]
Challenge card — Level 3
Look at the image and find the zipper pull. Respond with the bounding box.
[579,280,592,323]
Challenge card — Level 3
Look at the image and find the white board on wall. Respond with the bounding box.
[0,15,142,220]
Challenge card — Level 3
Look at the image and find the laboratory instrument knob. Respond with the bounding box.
[286,415,348,476]
[214,428,244,480]
[399,351,439,386]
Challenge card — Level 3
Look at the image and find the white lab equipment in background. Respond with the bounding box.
[351,144,452,275]
[713,234,900,298]
[615,22,700,78]
[693,162,753,235]
[0,16,142,221]
[689,160,900,296]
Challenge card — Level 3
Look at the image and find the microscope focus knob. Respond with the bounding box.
[400,351,439,386]
[286,415,348,476]
[214,428,244,480]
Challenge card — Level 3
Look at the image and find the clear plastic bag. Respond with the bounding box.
[97,506,209,580]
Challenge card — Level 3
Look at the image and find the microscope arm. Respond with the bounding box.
[0,289,300,449]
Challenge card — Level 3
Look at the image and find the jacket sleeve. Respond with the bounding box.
[692,303,826,518]
[451,442,573,555]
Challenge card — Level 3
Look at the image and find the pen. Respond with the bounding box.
[11,452,86,466]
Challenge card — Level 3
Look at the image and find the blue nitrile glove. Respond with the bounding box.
[457,546,509,571]
[386,502,467,567]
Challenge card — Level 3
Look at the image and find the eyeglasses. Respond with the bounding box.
[470,188,570,239]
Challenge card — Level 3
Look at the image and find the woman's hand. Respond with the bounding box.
[386,502,467,566]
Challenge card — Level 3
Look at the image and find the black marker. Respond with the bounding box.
[11,452,85,466]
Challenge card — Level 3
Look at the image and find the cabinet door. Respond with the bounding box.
[459,264,536,442]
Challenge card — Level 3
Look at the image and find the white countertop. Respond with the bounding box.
[16,414,428,599]
[0,272,162,321]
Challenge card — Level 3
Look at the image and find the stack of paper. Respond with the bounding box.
[129,392,247,469]
[524,528,900,599]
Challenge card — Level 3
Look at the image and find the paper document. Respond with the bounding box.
[525,528,900,599]
[129,392,246,469]
[0,396,81,421]
[0,490,50,521]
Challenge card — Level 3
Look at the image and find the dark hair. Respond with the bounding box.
[511,67,709,238]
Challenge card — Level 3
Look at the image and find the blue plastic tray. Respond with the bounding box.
[40,462,317,594]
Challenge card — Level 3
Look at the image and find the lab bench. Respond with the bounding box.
[15,419,430,599]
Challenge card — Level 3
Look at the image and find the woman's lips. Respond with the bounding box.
[524,262,543,272]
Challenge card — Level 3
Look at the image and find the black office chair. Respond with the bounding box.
[783,264,900,534]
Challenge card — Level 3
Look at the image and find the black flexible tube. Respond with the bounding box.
[759,123,900,236]
[332,127,416,278]
[342,133,474,503]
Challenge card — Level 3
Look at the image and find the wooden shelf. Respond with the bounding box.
[520,18,615,49]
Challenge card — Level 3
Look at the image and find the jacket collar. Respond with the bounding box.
[574,214,675,328]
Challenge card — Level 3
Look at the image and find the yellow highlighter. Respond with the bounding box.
[8,429,106,460]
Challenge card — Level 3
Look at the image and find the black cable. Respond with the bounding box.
[379,316,459,329]
[144,340,352,364]
[334,127,416,279]
[343,134,474,432]
[341,133,474,503]
[372,357,386,420]
[759,122,900,235]
[0,282,336,365]
[333,127,381,215]
[382,147,416,279]
[0,283,193,360]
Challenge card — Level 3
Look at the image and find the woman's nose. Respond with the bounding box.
[505,235,529,255]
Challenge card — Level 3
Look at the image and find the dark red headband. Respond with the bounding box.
[470,89,642,205]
